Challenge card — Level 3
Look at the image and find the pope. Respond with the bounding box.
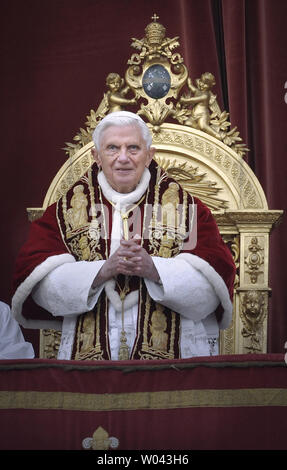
[12,111,236,360]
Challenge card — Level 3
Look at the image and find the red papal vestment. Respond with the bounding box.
[12,161,236,360]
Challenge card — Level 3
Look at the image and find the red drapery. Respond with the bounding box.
[0,355,286,450]
[1,0,286,353]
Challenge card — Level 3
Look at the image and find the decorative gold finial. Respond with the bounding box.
[151,13,159,22]
[82,426,119,450]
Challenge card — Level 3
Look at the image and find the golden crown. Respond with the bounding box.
[145,14,166,45]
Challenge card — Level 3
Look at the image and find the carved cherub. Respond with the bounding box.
[93,73,138,121]
[242,291,265,332]
[241,291,266,352]
[105,72,137,112]
[179,73,222,140]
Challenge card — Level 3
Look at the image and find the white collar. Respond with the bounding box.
[97,168,151,210]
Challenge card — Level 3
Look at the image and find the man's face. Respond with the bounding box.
[92,125,155,193]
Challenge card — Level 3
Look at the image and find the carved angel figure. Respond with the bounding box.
[105,73,137,112]
[93,73,138,121]
[241,291,265,352]
[179,73,222,140]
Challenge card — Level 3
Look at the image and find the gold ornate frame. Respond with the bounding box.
[28,16,283,358]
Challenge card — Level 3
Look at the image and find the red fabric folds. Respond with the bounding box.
[0,354,286,450]
[13,204,67,290]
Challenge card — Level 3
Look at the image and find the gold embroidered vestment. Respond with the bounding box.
[56,161,194,360]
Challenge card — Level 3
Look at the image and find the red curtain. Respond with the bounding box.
[1,355,287,450]
[1,0,286,353]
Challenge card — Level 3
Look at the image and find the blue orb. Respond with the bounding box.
[142,64,171,99]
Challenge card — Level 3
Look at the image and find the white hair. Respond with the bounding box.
[92,111,153,150]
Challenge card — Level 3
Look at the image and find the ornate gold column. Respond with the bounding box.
[219,210,283,354]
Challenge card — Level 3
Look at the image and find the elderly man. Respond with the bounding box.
[12,111,235,360]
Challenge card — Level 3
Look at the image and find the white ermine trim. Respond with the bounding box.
[11,254,75,330]
[177,253,233,329]
[57,316,77,360]
[105,279,139,312]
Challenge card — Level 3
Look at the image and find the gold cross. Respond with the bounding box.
[121,213,130,241]
[151,13,159,22]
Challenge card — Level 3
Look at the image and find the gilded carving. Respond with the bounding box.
[222,234,240,289]
[225,211,283,225]
[151,127,261,210]
[87,72,138,124]
[240,291,267,353]
[129,15,182,65]
[63,15,248,158]
[245,237,264,284]
[154,155,228,211]
[178,74,223,140]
